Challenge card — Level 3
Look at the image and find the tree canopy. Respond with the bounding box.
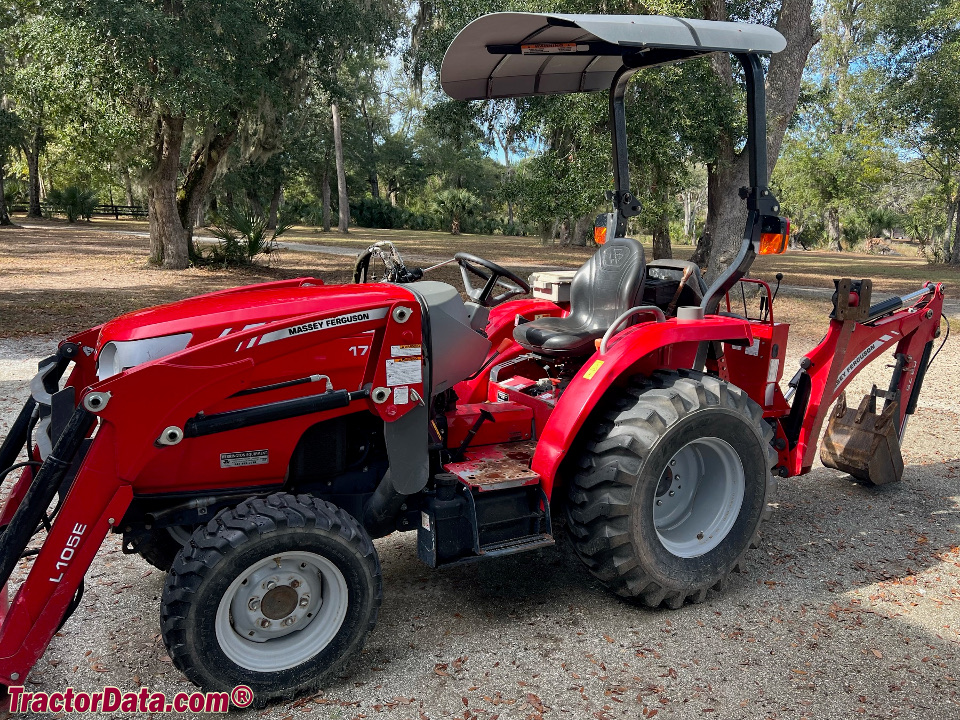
[1,0,958,266]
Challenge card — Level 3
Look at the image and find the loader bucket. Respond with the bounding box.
[820,392,904,485]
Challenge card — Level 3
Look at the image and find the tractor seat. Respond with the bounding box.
[513,237,646,357]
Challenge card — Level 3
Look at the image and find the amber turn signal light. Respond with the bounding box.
[594,212,614,245]
[759,216,790,255]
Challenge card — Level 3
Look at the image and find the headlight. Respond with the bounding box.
[97,333,192,381]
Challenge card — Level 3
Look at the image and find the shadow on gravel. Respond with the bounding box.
[309,461,959,717]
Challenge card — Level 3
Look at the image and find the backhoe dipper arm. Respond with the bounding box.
[788,283,944,476]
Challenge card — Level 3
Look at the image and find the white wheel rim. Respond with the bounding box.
[652,437,745,558]
[215,550,348,672]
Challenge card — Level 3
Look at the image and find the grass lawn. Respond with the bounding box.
[1,216,953,342]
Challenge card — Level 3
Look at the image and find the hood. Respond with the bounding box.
[96,277,416,351]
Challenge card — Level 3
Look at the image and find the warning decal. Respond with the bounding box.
[583,360,604,380]
[220,449,269,468]
[391,344,422,357]
[385,357,422,386]
[521,42,585,55]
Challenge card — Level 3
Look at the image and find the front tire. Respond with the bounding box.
[123,525,193,571]
[567,370,777,608]
[160,493,381,705]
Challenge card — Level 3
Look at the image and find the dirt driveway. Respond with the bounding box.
[0,221,958,719]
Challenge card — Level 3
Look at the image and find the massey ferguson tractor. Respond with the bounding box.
[0,12,948,706]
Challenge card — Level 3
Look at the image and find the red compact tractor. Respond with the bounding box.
[0,12,948,705]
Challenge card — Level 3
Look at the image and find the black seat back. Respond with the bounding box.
[567,237,647,330]
[513,237,646,356]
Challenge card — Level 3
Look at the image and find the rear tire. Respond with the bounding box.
[566,370,777,608]
[160,493,381,705]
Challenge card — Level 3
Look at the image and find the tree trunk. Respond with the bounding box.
[451,215,461,235]
[177,127,236,243]
[0,165,11,226]
[358,95,380,199]
[690,230,712,268]
[502,134,515,226]
[944,193,958,258]
[147,115,190,269]
[24,127,43,218]
[122,167,135,207]
[702,0,818,281]
[571,214,592,246]
[267,181,282,230]
[703,148,750,280]
[952,205,960,265]
[539,221,555,246]
[246,190,265,216]
[652,204,673,260]
[825,206,842,251]
[322,165,332,232]
[331,103,349,233]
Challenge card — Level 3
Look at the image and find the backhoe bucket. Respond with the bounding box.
[820,392,904,485]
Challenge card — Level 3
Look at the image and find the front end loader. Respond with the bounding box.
[0,11,948,706]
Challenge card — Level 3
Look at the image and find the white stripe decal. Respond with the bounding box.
[258,307,390,346]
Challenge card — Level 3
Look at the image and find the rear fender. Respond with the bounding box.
[532,316,753,498]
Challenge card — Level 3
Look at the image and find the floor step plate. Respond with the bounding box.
[444,441,539,492]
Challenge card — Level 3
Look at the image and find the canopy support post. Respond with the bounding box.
[609,65,641,237]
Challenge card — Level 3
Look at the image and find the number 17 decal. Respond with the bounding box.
[349,345,370,356]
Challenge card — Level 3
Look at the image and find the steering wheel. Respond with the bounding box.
[354,241,422,284]
[454,252,531,307]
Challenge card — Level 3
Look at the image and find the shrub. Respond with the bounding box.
[47,186,98,222]
[200,204,293,266]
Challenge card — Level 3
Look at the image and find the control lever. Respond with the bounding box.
[456,408,495,460]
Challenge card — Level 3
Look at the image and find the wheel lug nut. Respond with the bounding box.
[259,619,271,628]
[282,616,296,626]
[290,579,300,589]
[299,595,310,607]
[656,500,663,506]
[670,460,676,466]
[668,491,675,497]
[265,580,276,591]
[248,597,260,611]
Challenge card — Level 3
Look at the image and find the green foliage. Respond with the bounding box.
[203,204,293,266]
[351,196,439,230]
[46,185,97,222]
[433,188,482,234]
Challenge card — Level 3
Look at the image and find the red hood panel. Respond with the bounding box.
[97,279,416,349]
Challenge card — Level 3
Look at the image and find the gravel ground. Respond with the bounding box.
[1,306,958,720]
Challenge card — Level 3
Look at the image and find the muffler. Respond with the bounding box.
[820,392,904,485]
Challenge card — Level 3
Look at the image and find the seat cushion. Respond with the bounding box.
[513,316,599,357]
[513,237,646,357]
